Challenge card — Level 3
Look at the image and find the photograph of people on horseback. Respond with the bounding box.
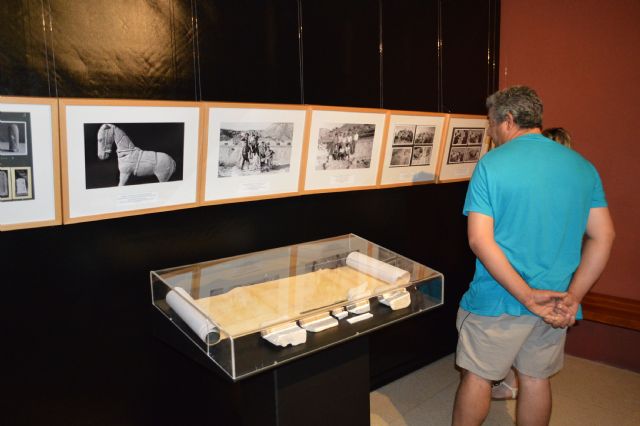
[315,123,375,170]
[217,122,293,177]
[84,122,184,189]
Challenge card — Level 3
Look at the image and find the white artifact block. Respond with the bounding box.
[378,288,411,310]
[261,322,307,347]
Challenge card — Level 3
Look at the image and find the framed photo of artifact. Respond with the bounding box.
[59,98,202,224]
[436,114,490,183]
[0,96,61,231]
[378,111,448,187]
[201,102,308,204]
[301,106,387,193]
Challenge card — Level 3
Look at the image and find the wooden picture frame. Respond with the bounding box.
[301,106,387,193]
[200,102,308,205]
[0,96,61,231]
[436,114,490,183]
[59,98,202,223]
[378,110,448,187]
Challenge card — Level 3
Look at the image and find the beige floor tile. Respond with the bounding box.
[371,354,459,420]
[549,392,640,426]
[388,382,457,426]
[371,353,640,426]
[551,355,640,411]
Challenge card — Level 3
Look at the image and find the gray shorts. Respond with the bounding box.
[455,308,567,381]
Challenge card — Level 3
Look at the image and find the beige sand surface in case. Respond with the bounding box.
[194,266,394,336]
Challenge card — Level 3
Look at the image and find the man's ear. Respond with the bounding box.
[504,112,515,128]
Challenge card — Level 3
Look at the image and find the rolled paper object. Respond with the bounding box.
[346,251,410,285]
[166,287,219,344]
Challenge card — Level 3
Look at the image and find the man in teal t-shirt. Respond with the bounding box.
[452,86,615,426]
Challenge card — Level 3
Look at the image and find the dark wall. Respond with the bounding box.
[1,1,499,425]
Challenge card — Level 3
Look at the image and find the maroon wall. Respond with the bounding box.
[500,0,640,371]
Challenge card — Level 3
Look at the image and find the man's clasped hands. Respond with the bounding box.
[524,289,580,328]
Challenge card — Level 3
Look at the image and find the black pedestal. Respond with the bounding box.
[152,309,370,426]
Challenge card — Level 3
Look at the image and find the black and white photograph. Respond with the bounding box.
[0,98,60,230]
[380,113,446,186]
[448,146,482,164]
[83,122,184,189]
[390,147,412,167]
[451,127,485,146]
[12,167,32,200]
[414,125,436,145]
[0,115,30,156]
[62,101,200,223]
[315,123,375,170]
[438,116,488,182]
[0,167,10,200]
[304,108,386,192]
[392,124,416,145]
[218,122,293,177]
[411,145,433,166]
[203,105,306,203]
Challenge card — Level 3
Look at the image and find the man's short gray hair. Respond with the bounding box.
[486,86,543,129]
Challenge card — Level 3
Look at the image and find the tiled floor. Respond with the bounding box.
[371,354,640,425]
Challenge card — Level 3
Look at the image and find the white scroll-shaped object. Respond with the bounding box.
[166,287,220,344]
[346,252,410,285]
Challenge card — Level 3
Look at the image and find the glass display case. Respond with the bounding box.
[151,234,444,381]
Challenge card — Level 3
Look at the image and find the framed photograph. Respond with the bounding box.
[436,114,489,183]
[60,99,201,223]
[0,167,11,200]
[378,111,447,187]
[11,167,33,200]
[201,103,307,204]
[0,97,61,231]
[301,106,387,192]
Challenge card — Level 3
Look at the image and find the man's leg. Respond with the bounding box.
[516,372,552,426]
[452,369,492,426]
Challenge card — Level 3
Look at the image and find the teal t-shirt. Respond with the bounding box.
[461,133,607,317]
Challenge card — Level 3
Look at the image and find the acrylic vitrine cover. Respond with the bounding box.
[151,234,444,381]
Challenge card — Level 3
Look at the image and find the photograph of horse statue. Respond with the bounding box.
[93,123,181,187]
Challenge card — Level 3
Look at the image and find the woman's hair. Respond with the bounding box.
[542,127,572,148]
[486,86,543,129]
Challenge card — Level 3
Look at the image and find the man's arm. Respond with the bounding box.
[560,207,615,325]
[467,212,567,323]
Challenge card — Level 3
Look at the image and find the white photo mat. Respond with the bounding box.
[62,102,200,222]
[303,108,386,192]
[0,99,60,230]
[380,113,446,186]
[203,105,307,203]
[437,116,489,182]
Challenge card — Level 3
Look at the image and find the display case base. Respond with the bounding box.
[152,308,370,426]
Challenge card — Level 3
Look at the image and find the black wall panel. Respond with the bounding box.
[1,1,498,424]
[0,0,52,96]
[441,0,500,113]
[381,0,440,111]
[300,0,381,107]
[50,0,197,99]
[197,0,301,103]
